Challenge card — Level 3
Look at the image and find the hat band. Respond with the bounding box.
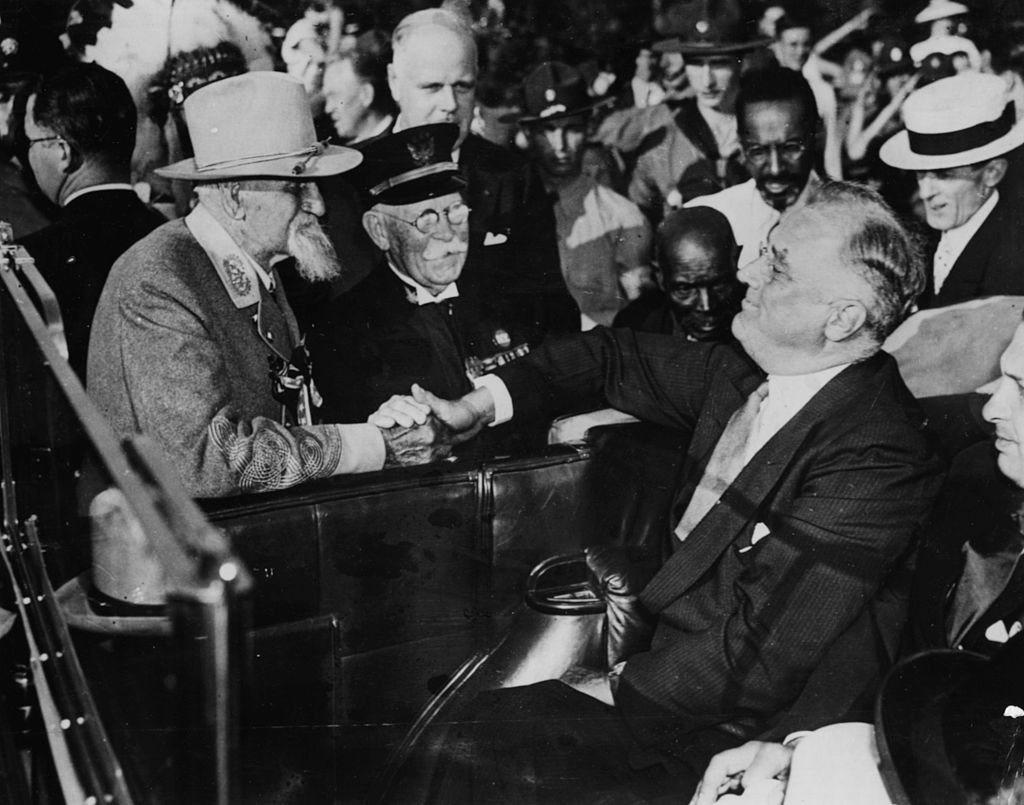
[370,162,459,198]
[197,141,325,175]
[908,102,1015,156]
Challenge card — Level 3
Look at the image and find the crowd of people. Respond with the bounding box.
[5,0,1024,802]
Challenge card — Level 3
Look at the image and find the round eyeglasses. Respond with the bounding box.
[379,200,471,235]
[741,138,810,165]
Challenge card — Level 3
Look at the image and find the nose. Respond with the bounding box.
[700,62,714,87]
[917,172,937,200]
[695,287,711,312]
[437,84,457,113]
[766,145,782,175]
[983,377,1011,425]
[737,255,767,290]
[301,183,325,218]
[550,128,566,153]
[432,209,457,241]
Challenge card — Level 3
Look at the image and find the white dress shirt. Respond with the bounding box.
[932,189,999,294]
[388,262,459,305]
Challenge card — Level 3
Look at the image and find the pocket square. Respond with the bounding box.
[483,231,508,246]
[985,619,1023,644]
[739,523,772,554]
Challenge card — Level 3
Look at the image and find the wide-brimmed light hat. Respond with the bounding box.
[156,71,362,181]
[880,72,1024,171]
[914,0,969,25]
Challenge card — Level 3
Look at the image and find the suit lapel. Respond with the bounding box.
[643,357,883,612]
[935,201,1004,303]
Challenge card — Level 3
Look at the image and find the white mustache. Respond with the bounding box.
[422,238,469,261]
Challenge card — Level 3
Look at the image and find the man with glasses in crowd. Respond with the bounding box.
[19,63,166,380]
[308,123,531,424]
[687,66,821,270]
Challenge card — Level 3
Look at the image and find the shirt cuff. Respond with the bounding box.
[473,374,513,426]
[333,423,386,473]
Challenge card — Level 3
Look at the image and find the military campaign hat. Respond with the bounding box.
[512,61,614,125]
[352,123,466,206]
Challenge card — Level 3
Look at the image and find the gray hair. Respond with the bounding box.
[391,7,477,74]
[807,181,926,342]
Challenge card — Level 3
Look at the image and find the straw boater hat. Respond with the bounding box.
[914,0,970,25]
[511,61,614,126]
[880,72,1024,171]
[156,71,362,181]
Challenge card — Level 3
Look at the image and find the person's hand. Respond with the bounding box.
[369,384,492,444]
[560,664,615,707]
[586,546,655,667]
[380,414,453,467]
[689,741,794,805]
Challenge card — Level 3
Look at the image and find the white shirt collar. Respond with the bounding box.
[186,203,276,307]
[388,262,459,305]
[62,182,137,207]
[746,362,850,461]
[935,189,999,276]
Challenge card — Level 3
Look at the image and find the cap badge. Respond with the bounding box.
[1,37,18,57]
[545,88,556,101]
[406,130,436,167]
[696,19,709,34]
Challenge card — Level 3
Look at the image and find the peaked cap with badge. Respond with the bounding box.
[351,122,466,207]
[652,1,768,56]
[511,61,614,125]
[156,71,362,181]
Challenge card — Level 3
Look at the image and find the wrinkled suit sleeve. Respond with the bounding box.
[115,273,384,497]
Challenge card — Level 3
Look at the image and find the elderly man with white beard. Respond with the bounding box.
[308,123,532,425]
[88,73,445,497]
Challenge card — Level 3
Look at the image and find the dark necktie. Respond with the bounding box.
[674,381,769,542]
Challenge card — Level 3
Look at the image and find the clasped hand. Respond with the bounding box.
[371,383,487,466]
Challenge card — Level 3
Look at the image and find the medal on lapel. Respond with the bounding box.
[268,341,323,427]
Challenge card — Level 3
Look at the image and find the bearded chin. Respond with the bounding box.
[288,217,342,283]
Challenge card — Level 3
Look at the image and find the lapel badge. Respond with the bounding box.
[223,254,252,297]
[492,328,511,349]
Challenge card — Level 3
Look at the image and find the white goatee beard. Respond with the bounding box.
[288,215,342,283]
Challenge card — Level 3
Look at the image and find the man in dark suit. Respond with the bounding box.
[308,124,530,424]
[372,181,945,801]
[18,63,166,379]
[880,71,1024,309]
[385,7,578,345]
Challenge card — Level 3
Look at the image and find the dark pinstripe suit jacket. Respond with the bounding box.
[496,329,944,770]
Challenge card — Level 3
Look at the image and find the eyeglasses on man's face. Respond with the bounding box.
[26,135,63,149]
[380,200,471,235]
[741,138,810,164]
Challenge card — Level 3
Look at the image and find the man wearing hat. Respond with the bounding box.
[88,72,444,498]
[517,61,653,329]
[307,123,531,425]
[19,63,166,380]
[386,7,578,345]
[628,8,767,223]
[880,71,1024,307]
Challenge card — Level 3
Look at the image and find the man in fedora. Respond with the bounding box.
[308,123,531,426]
[628,8,767,223]
[517,61,653,329]
[88,72,445,498]
[880,71,1024,308]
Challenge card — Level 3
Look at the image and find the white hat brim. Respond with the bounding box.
[879,122,1024,171]
[155,145,362,181]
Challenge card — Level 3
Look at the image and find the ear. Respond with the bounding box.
[359,81,374,110]
[982,158,1009,188]
[823,300,868,342]
[387,62,399,100]
[223,182,246,220]
[56,138,79,175]
[362,209,391,251]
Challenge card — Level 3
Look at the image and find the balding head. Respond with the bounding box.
[389,8,477,147]
[658,207,742,341]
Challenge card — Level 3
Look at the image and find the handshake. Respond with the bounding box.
[369,383,496,467]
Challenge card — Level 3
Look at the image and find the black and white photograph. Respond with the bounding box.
[3,0,1024,802]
